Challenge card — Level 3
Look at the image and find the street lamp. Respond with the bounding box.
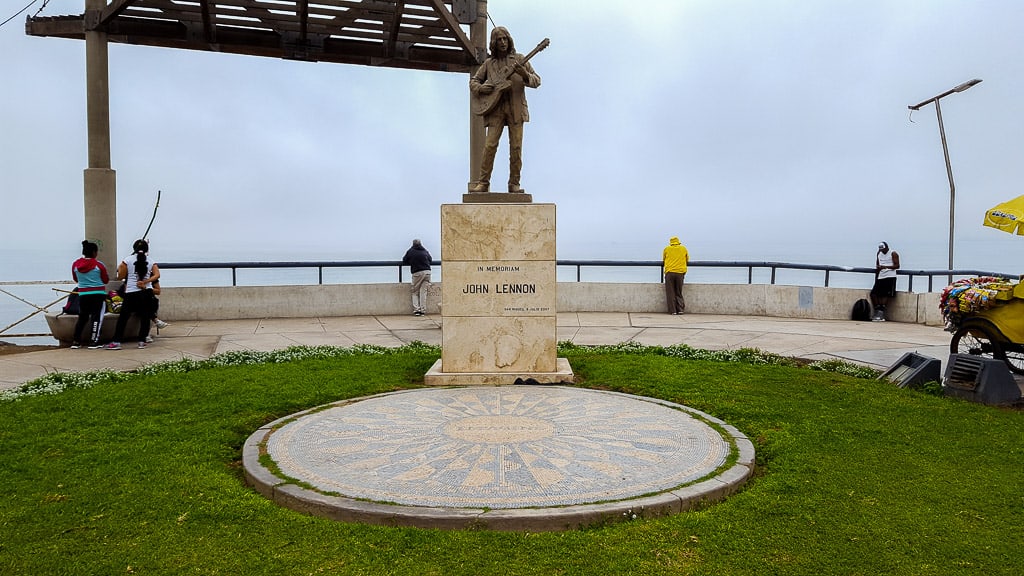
[908,78,982,282]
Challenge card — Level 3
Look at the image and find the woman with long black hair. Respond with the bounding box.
[105,239,160,350]
[70,240,110,348]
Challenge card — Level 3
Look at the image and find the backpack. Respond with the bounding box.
[62,292,80,315]
[851,298,872,321]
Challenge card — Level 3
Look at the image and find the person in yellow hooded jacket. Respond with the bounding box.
[662,236,689,314]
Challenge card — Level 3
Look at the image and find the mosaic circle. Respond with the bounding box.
[264,386,731,509]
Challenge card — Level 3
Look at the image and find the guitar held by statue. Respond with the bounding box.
[471,37,550,117]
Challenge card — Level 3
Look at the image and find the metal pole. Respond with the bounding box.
[468,1,487,190]
[908,79,980,286]
[934,99,956,285]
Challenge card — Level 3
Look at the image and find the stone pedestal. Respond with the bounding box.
[425,202,574,385]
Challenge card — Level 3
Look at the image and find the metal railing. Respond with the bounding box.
[159,260,407,285]
[0,280,75,338]
[159,259,1017,292]
[2,260,1017,339]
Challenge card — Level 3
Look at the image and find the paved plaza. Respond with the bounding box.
[0,312,954,391]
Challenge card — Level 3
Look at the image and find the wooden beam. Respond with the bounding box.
[26,16,86,38]
[425,0,476,60]
[95,0,138,29]
[298,0,309,41]
[199,0,216,44]
[384,1,405,57]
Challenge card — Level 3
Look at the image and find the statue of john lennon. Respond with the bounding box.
[468,26,542,194]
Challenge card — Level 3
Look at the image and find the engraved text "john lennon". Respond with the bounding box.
[462,284,538,294]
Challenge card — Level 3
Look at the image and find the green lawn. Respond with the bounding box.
[1,345,1021,575]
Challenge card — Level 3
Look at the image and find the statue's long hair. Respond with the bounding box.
[488,26,515,56]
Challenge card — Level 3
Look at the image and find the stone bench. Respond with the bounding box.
[45,312,147,347]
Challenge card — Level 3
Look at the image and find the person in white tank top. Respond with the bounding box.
[870,242,900,321]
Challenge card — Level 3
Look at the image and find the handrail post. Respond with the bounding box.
[576,264,581,282]
[748,266,752,284]
[232,267,237,287]
[770,266,776,285]
[824,269,830,287]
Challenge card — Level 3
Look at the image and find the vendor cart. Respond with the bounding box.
[945,278,1024,374]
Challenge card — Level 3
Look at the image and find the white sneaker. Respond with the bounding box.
[154,319,169,329]
[145,336,154,343]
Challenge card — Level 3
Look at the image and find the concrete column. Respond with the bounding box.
[84,0,117,268]
[467,0,487,189]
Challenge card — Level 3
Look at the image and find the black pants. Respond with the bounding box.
[113,290,154,342]
[72,293,106,345]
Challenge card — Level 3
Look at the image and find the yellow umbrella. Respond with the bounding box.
[983,195,1024,235]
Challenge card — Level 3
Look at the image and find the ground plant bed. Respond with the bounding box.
[1,345,1021,575]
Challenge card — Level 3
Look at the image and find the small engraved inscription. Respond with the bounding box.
[444,415,555,443]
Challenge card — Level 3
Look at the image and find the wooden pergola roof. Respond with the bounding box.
[26,0,484,73]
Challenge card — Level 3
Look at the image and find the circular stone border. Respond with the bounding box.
[242,386,755,532]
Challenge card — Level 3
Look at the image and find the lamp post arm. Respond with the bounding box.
[908,78,982,111]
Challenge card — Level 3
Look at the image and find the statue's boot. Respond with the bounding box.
[508,146,523,193]
[472,148,497,192]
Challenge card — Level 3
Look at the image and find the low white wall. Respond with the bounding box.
[917,292,944,326]
[557,283,926,323]
[159,282,942,326]
[160,284,442,320]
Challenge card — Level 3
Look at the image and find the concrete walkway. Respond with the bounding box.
[0,312,954,391]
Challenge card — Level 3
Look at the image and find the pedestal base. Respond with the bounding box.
[423,358,575,386]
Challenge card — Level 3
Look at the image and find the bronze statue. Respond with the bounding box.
[469,27,546,193]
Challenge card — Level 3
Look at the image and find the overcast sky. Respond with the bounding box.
[3,0,1024,274]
